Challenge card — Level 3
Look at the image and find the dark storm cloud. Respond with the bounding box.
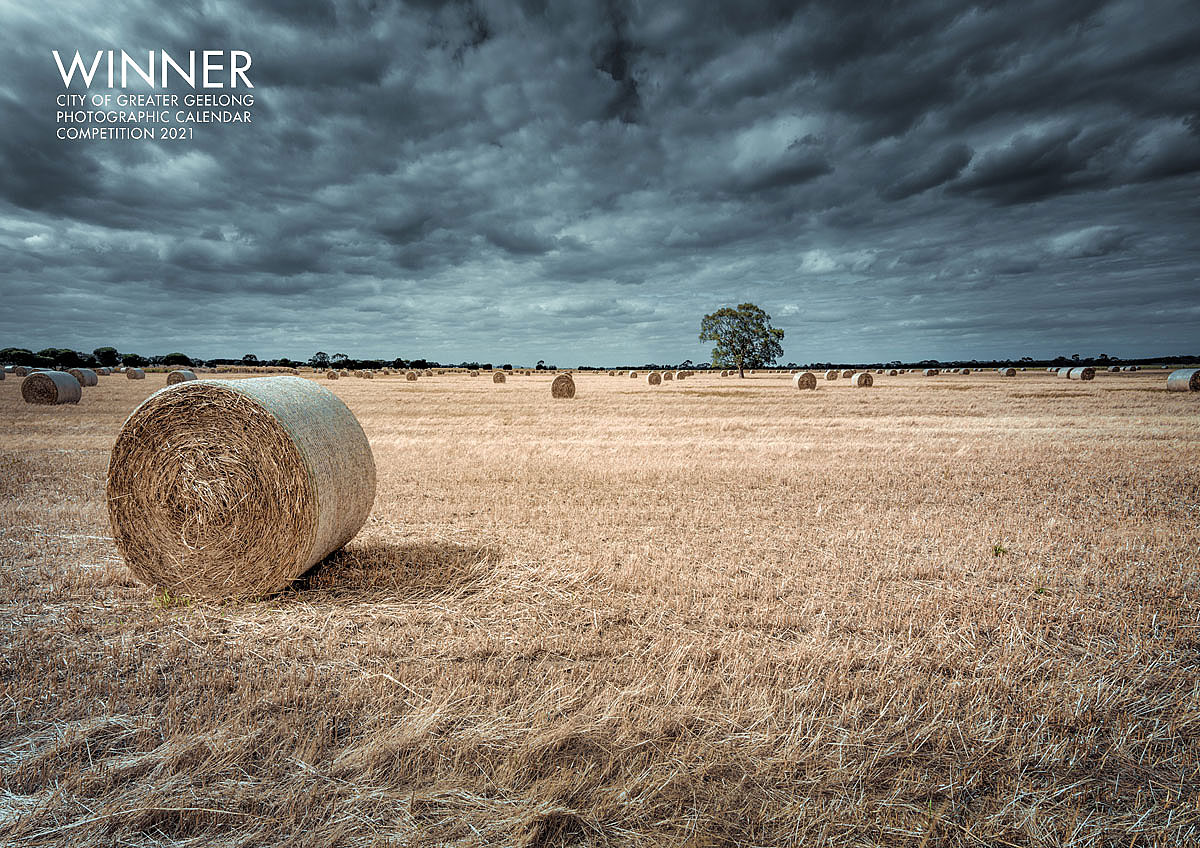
[0,0,1198,365]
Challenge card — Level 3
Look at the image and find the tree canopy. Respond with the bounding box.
[699,303,785,377]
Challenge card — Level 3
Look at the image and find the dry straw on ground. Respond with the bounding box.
[647,372,662,385]
[793,371,817,390]
[493,372,506,383]
[126,368,146,380]
[105,376,376,600]
[21,370,82,405]
[166,370,198,385]
[551,373,575,398]
[67,368,98,387]
[850,372,874,387]
[1167,368,1200,391]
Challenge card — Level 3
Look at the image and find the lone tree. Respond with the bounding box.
[699,303,785,378]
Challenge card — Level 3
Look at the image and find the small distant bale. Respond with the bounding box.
[1058,368,1073,378]
[628,371,638,378]
[647,371,662,385]
[923,368,939,376]
[406,371,418,381]
[1108,365,1121,372]
[1166,368,1200,392]
[875,369,884,374]
[840,370,853,378]
[14,366,32,376]
[166,370,198,385]
[824,370,838,380]
[22,371,81,405]
[551,373,575,398]
[793,371,817,390]
[998,367,1016,377]
[887,369,899,376]
[1068,367,1095,381]
[69,368,96,385]
[850,372,873,387]
[127,368,146,380]
[470,370,480,377]
[424,369,433,376]
[662,371,674,381]
[363,371,374,380]
[327,371,339,380]
[493,371,506,383]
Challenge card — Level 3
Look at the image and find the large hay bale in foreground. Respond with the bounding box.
[22,371,81,405]
[824,370,838,380]
[405,371,418,381]
[850,372,873,387]
[166,370,198,385]
[1068,367,1095,381]
[1166,368,1200,392]
[493,371,506,383]
[551,373,575,398]
[126,368,146,380]
[106,376,376,600]
[67,368,98,387]
[998,367,1016,377]
[647,371,662,385]
[793,372,816,390]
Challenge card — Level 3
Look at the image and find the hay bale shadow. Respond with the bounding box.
[290,539,498,601]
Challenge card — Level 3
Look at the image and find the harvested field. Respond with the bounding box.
[0,368,1198,846]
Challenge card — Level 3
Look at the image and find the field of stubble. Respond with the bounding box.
[1,369,1198,847]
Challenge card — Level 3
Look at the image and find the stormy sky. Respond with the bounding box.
[1,0,1198,365]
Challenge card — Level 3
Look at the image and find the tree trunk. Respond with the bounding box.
[738,364,745,378]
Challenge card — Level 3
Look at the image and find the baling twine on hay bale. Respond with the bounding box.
[126,368,146,380]
[551,373,576,398]
[1166,369,1199,392]
[166,370,198,385]
[793,372,817,390]
[106,376,376,600]
[850,372,873,387]
[22,371,82,405]
[68,368,98,387]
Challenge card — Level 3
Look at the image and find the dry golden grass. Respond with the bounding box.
[1,369,1199,846]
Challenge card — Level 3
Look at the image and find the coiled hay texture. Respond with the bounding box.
[850,372,873,387]
[406,371,418,381]
[493,371,506,383]
[326,370,339,380]
[22,371,82,405]
[662,371,674,381]
[127,368,146,380]
[647,371,662,385]
[106,376,376,600]
[824,370,838,380]
[999,367,1016,377]
[551,373,576,399]
[1166,368,1200,392]
[923,369,939,376]
[68,368,98,387]
[793,371,817,390]
[166,370,198,385]
[1068,367,1095,381]
[840,370,853,378]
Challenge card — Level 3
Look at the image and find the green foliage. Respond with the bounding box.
[698,303,785,376]
[121,353,148,367]
[92,346,120,367]
[162,352,192,366]
[154,588,190,610]
[992,543,1009,557]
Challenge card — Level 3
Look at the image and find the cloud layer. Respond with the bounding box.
[1,0,1198,364]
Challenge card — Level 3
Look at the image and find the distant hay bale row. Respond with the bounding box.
[793,371,816,390]
[1167,368,1200,392]
[22,371,82,405]
[106,376,376,600]
[127,368,146,380]
[166,370,198,385]
[551,373,575,398]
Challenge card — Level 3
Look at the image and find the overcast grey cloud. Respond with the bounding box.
[1,0,1198,365]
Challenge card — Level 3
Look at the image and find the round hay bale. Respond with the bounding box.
[493,371,506,383]
[887,369,899,376]
[166,370,198,385]
[824,370,838,380]
[1108,365,1121,372]
[850,372,873,387]
[1068,367,1095,381]
[840,370,853,379]
[106,376,376,600]
[793,371,817,390]
[1166,368,1200,392]
[923,368,939,376]
[1058,368,1073,378]
[363,371,375,380]
[647,371,662,385]
[662,371,674,381]
[551,373,575,398]
[470,370,480,377]
[875,369,884,374]
[126,368,146,380]
[15,366,32,377]
[628,371,638,378]
[423,370,433,377]
[405,371,418,381]
[326,370,339,380]
[998,367,1016,377]
[675,371,687,381]
[22,371,81,405]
